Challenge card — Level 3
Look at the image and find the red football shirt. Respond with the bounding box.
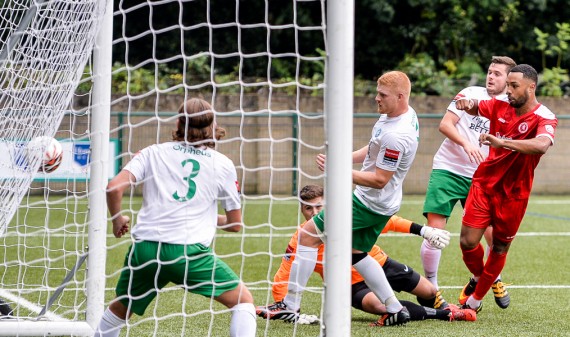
[472,97,557,198]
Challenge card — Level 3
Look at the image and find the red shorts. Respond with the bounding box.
[462,184,529,243]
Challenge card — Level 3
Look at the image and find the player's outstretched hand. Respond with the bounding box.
[462,142,486,165]
[455,97,474,110]
[421,226,451,249]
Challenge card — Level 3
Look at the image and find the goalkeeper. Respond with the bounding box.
[257,185,476,326]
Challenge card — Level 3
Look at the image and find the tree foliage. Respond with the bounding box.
[111,0,570,95]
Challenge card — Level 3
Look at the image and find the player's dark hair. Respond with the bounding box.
[491,56,517,72]
[509,64,538,84]
[299,184,324,202]
[172,98,226,148]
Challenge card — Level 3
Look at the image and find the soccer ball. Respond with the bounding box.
[26,136,63,173]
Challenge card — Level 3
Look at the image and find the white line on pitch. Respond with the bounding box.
[439,285,570,289]
[247,285,570,290]
[0,289,67,321]
[3,231,570,239]
[241,199,570,205]
[215,232,570,238]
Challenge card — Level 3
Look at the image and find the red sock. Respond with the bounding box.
[473,250,507,300]
[461,243,485,277]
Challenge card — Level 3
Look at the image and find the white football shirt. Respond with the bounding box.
[124,142,240,246]
[354,106,419,215]
[432,86,504,178]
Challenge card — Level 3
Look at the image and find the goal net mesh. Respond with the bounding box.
[106,1,327,335]
[0,0,329,335]
[0,0,106,328]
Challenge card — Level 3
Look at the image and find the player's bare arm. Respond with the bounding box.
[217,209,243,232]
[455,98,479,116]
[352,145,369,164]
[316,145,368,171]
[439,111,485,164]
[479,134,553,154]
[352,166,394,189]
[106,169,135,238]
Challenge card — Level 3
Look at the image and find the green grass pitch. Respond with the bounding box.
[2,195,570,336]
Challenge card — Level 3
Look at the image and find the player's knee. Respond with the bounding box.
[108,300,130,319]
[426,213,447,229]
[491,239,511,254]
[237,284,255,304]
[416,277,437,298]
[361,294,386,315]
[459,234,479,250]
[217,284,254,308]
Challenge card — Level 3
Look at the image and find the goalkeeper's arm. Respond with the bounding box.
[409,223,451,249]
[383,216,450,249]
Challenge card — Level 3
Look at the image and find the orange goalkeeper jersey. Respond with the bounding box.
[272,215,414,302]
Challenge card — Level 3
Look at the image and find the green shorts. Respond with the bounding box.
[423,169,472,218]
[115,240,240,315]
[313,193,391,252]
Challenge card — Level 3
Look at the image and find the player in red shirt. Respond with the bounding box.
[454,64,558,312]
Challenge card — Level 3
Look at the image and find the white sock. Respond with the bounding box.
[466,295,481,310]
[420,239,441,289]
[283,244,318,311]
[94,307,126,337]
[353,255,402,313]
[230,303,257,337]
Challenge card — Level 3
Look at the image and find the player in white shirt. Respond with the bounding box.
[420,56,516,310]
[95,98,256,337]
[257,71,450,327]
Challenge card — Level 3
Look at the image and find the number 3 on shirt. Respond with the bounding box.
[172,159,200,202]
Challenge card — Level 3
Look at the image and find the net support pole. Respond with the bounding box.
[0,0,47,63]
[86,0,113,330]
[323,1,354,336]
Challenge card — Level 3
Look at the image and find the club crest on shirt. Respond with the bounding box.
[518,122,528,134]
[382,148,400,167]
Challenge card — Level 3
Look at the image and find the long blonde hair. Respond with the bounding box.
[172,98,226,148]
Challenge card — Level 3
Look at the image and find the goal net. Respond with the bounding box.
[1,0,354,336]
[0,0,108,335]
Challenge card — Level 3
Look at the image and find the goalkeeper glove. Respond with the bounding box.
[420,226,451,249]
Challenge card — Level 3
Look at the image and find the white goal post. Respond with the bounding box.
[0,0,111,335]
[0,0,354,336]
[323,1,354,336]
